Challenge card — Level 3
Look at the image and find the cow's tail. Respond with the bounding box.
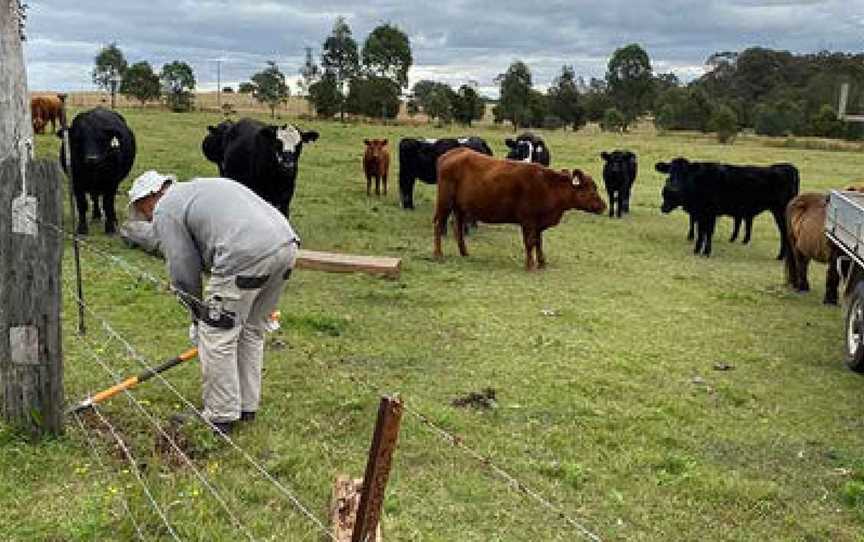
[790,166,801,197]
[784,198,803,289]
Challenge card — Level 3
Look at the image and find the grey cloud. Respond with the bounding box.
[22,0,864,94]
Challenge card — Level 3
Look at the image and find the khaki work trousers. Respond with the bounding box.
[199,244,296,423]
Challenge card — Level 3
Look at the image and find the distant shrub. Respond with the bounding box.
[600,108,625,132]
[653,87,714,132]
[654,104,677,132]
[755,100,804,137]
[709,104,739,144]
[809,104,846,139]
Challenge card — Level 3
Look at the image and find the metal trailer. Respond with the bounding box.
[816,85,864,370]
[826,190,864,371]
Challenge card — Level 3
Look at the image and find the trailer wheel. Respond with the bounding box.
[844,282,864,372]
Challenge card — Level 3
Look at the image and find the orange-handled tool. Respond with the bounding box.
[68,348,198,414]
[68,311,281,414]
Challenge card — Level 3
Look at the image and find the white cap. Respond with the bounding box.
[128,170,176,204]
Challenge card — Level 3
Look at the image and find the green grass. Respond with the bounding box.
[4,108,864,541]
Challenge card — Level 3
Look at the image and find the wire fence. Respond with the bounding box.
[62,278,338,541]
[71,411,148,541]
[29,207,603,541]
[90,404,182,541]
[73,329,256,542]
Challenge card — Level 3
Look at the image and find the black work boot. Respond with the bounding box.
[240,411,256,422]
[212,420,236,436]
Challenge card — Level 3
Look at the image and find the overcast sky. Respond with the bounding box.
[22,0,864,97]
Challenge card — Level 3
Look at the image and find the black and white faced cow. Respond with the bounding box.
[600,150,637,218]
[58,107,136,235]
[505,133,551,166]
[204,118,319,217]
[398,136,493,209]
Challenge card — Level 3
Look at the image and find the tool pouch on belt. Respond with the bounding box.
[236,275,269,289]
[202,295,237,329]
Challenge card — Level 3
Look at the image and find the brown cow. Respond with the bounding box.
[31,95,62,134]
[434,148,606,270]
[785,185,864,304]
[363,138,389,196]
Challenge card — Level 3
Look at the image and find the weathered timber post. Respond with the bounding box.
[330,396,403,542]
[1,0,32,158]
[0,157,66,435]
[0,0,65,435]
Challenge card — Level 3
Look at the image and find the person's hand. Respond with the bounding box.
[188,323,199,346]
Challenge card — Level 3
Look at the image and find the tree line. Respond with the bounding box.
[98,25,863,143]
[93,43,197,112]
[301,17,412,121]
[468,44,862,142]
[669,48,864,140]
[94,44,293,116]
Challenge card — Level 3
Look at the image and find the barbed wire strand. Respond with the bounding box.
[37,216,163,285]
[60,279,338,542]
[87,405,182,541]
[403,405,602,542]
[34,214,212,319]
[71,411,148,541]
[339,371,602,542]
[74,332,257,542]
[39,213,595,539]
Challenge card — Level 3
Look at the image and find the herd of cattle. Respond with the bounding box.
[38,100,847,297]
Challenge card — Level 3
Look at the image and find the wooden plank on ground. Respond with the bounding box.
[295,249,401,279]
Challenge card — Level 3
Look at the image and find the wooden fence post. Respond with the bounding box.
[0,156,65,435]
[330,396,403,542]
[0,0,32,160]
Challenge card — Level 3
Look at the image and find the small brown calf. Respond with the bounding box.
[363,139,390,196]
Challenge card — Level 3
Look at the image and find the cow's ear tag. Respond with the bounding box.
[110,136,120,148]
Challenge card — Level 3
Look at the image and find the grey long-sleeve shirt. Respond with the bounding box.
[152,178,299,302]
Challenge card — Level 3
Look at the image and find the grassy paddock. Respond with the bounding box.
[4,108,864,541]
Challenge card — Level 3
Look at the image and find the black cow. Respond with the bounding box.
[657,158,800,258]
[202,118,319,216]
[601,150,637,218]
[202,120,233,173]
[505,133,551,166]
[686,215,756,244]
[398,137,493,209]
[58,107,136,235]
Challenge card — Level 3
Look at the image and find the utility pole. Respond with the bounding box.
[215,58,223,110]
